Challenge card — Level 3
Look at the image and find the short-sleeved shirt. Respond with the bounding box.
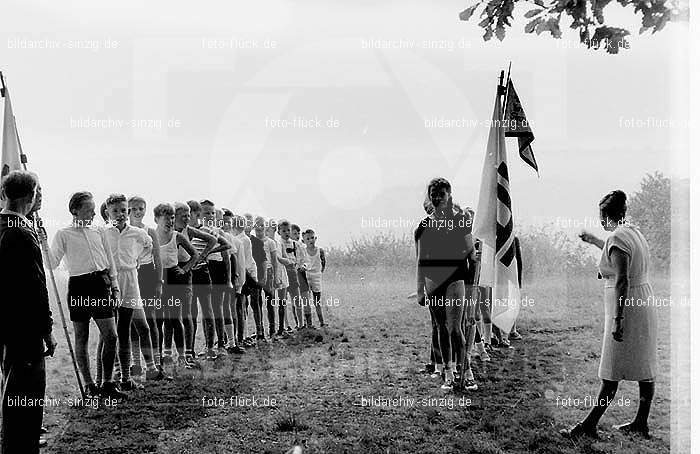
[103,224,152,271]
[415,208,472,287]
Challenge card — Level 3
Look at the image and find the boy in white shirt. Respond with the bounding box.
[103,194,169,387]
[221,210,246,353]
[44,191,125,399]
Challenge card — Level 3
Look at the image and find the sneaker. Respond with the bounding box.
[613,422,650,439]
[161,355,174,366]
[463,367,475,381]
[509,331,523,341]
[430,369,444,380]
[177,357,193,369]
[230,345,246,354]
[120,379,144,391]
[186,355,203,369]
[560,422,599,440]
[473,342,491,361]
[460,379,478,391]
[100,382,128,400]
[196,349,207,358]
[146,368,173,381]
[86,383,101,398]
[418,364,435,374]
[440,378,454,391]
[216,347,228,357]
[205,349,219,360]
[497,339,513,349]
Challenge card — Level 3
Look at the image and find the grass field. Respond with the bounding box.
[42,266,674,454]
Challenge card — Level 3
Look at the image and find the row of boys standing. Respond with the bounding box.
[42,192,326,399]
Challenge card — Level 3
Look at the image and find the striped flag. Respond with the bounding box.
[473,86,520,333]
[504,79,538,174]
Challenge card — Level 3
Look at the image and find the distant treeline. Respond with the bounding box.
[327,172,672,278]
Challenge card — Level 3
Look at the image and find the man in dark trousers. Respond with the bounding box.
[0,170,56,454]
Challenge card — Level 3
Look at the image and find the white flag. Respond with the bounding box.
[473,88,520,333]
[2,87,23,181]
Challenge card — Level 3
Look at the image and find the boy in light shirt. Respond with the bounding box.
[103,194,169,387]
[127,196,165,376]
[44,191,125,399]
[291,224,312,327]
[221,210,246,353]
[301,229,326,327]
[200,201,232,354]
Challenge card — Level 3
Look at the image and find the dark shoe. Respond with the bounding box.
[161,355,174,366]
[120,379,144,391]
[100,382,128,400]
[614,422,650,439]
[186,355,203,369]
[455,379,478,391]
[176,357,194,370]
[418,363,435,374]
[231,345,246,354]
[509,331,523,341]
[146,368,173,381]
[130,364,144,377]
[86,383,101,398]
[560,422,599,440]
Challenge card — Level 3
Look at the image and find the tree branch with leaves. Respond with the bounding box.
[459,0,688,53]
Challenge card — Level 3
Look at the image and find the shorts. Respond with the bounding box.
[67,270,115,322]
[297,269,309,292]
[117,268,142,309]
[241,271,260,296]
[192,265,211,287]
[138,262,159,299]
[208,260,227,286]
[285,264,299,291]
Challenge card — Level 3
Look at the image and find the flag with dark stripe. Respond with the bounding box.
[473,84,521,333]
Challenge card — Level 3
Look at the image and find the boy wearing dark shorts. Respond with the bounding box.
[45,191,126,399]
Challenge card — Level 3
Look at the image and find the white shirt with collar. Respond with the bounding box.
[103,224,152,271]
[47,223,118,282]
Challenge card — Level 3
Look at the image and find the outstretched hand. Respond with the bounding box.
[579,230,596,244]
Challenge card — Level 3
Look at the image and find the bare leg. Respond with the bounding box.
[93,317,118,384]
[73,321,94,386]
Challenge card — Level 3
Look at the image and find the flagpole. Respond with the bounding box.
[6,77,86,399]
[502,62,512,120]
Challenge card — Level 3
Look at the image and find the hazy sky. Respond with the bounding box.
[0,0,689,246]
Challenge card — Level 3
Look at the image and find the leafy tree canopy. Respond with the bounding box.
[459,0,689,53]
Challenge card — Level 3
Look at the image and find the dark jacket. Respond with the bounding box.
[0,213,52,357]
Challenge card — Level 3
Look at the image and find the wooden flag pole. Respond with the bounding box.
[459,243,482,390]
[6,77,86,399]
